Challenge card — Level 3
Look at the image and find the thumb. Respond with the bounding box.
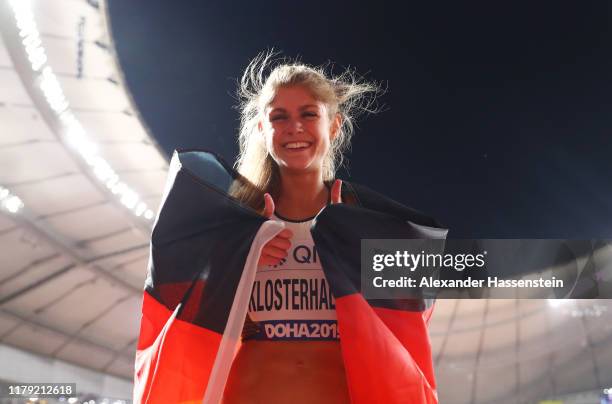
[263,193,275,218]
[331,179,343,204]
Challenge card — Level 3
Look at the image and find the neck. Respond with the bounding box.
[275,169,329,219]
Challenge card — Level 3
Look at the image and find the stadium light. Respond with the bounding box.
[547,299,571,308]
[0,186,24,214]
[7,0,157,222]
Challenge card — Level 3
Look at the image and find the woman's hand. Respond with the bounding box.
[259,193,293,267]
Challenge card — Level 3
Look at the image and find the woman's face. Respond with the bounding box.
[260,85,339,176]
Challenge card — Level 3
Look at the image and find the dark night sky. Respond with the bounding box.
[107,1,612,238]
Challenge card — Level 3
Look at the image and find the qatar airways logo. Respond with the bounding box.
[293,243,319,264]
[268,241,319,268]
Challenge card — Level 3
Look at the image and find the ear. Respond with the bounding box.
[257,120,264,133]
[330,113,342,140]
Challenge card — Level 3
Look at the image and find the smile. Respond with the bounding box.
[283,142,312,150]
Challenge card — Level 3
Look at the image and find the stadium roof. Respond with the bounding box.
[0,0,167,386]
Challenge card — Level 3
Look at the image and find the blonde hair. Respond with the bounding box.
[232,51,381,211]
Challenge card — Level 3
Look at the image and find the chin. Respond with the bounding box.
[280,160,320,174]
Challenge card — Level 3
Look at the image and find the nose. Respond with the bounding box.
[286,117,304,134]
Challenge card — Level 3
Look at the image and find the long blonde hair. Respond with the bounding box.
[232,51,380,211]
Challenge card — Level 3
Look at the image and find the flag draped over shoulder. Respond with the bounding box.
[134,149,447,404]
[134,150,284,404]
[312,184,447,404]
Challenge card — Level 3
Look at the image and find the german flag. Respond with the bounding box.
[134,150,447,403]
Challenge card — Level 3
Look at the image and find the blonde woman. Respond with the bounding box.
[135,52,443,404]
[223,53,376,403]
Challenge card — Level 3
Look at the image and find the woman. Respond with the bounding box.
[134,52,443,404]
[222,53,377,403]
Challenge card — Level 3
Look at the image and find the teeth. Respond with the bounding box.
[285,142,311,149]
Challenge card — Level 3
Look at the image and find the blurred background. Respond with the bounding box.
[0,0,611,403]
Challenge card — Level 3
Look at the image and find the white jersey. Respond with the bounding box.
[244,213,339,340]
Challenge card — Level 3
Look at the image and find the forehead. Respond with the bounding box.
[266,86,325,111]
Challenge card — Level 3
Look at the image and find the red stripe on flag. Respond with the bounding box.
[335,294,438,404]
[155,280,205,323]
[134,291,222,403]
[373,305,436,391]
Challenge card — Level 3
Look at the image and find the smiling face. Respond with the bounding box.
[260,85,339,176]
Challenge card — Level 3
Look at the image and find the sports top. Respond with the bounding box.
[242,211,339,341]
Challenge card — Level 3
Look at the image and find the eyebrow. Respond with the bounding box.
[269,104,320,114]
